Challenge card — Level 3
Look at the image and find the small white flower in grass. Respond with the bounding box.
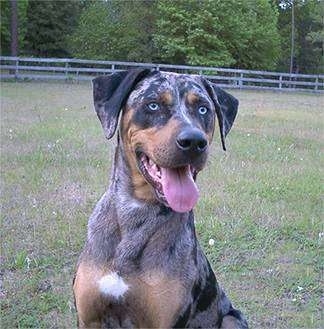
[26,256,31,270]
[319,232,324,239]
[277,147,281,151]
[247,133,250,137]
[297,286,303,291]
[68,301,74,311]
[64,107,69,111]
[9,129,13,133]
[208,239,215,246]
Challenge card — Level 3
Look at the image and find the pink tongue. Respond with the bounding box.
[160,166,199,213]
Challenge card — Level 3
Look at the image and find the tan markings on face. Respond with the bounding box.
[120,107,134,138]
[73,262,106,328]
[129,118,180,166]
[120,108,153,201]
[186,91,199,106]
[121,112,180,201]
[206,120,215,144]
[160,91,174,106]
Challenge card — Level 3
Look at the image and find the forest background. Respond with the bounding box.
[1,0,323,75]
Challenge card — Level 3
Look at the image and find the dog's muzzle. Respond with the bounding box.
[176,128,208,155]
[136,127,209,213]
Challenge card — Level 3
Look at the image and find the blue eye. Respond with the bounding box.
[198,106,208,115]
[147,102,160,111]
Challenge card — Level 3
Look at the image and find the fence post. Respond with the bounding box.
[65,61,69,80]
[14,58,19,79]
[238,73,243,88]
[290,73,296,89]
[314,77,318,91]
[111,64,115,72]
[279,75,282,89]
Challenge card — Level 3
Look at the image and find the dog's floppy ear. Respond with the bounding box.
[202,79,239,151]
[93,69,151,139]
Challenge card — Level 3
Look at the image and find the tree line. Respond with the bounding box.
[1,0,323,74]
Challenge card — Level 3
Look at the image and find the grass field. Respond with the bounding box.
[1,81,323,329]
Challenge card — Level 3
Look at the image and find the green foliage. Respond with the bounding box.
[69,0,280,69]
[68,0,158,62]
[277,0,324,74]
[25,0,81,57]
[67,1,111,60]
[1,0,322,72]
[0,0,28,56]
[234,0,281,70]
[154,0,281,69]
[306,1,324,73]
[154,0,235,66]
[13,250,29,270]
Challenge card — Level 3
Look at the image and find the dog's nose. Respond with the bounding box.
[176,129,208,153]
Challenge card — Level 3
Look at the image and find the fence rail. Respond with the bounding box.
[1,56,323,92]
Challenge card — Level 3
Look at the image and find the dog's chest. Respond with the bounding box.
[126,271,186,327]
[74,261,187,328]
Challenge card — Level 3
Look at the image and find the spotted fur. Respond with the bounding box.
[74,70,248,328]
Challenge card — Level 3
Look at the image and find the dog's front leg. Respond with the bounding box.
[218,290,248,329]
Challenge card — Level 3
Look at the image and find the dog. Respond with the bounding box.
[73,69,248,328]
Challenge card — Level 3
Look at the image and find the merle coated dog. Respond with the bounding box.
[73,69,248,328]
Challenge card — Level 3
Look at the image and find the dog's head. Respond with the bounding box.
[93,69,238,213]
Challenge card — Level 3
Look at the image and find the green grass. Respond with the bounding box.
[1,81,323,328]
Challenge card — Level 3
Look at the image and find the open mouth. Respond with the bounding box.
[137,152,199,213]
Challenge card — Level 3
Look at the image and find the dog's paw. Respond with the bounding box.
[220,310,248,329]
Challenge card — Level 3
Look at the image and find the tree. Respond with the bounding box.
[68,0,158,62]
[67,1,111,60]
[25,0,81,57]
[68,0,281,69]
[111,0,158,62]
[305,1,324,73]
[277,0,324,74]
[10,0,18,56]
[232,0,281,70]
[154,0,281,69]
[0,0,28,56]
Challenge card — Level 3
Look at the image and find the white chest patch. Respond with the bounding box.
[98,272,129,299]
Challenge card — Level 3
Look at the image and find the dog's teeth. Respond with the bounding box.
[156,166,161,176]
[155,165,162,178]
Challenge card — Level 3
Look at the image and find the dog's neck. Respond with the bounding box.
[86,139,197,274]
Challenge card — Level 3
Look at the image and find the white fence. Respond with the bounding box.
[1,56,323,92]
